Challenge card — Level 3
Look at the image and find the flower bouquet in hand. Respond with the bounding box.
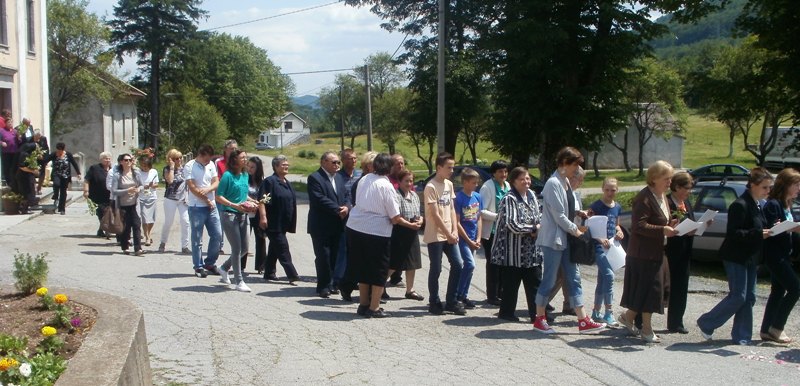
[671,202,687,221]
[86,198,98,216]
[258,193,272,205]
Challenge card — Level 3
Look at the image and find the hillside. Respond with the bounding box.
[649,0,745,56]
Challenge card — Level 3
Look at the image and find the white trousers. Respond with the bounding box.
[160,198,190,249]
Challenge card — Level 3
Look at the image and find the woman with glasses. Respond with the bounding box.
[258,155,301,284]
[665,171,701,334]
[138,156,159,246]
[159,149,190,253]
[111,154,144,255]
[246,156,266,274]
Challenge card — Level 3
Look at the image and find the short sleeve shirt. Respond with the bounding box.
[455,190,482,240]
[184,159,217,207]
[589,200,622,239]
[423,178,455,243]
[217,171,250,213]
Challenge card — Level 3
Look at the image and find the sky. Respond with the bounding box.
[85,0,407,98]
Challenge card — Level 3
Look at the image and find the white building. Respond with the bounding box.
[258,112,311,148]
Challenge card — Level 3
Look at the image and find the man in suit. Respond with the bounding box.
[308,151,348,298]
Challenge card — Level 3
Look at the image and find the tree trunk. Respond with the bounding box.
[727,128,735,158]
[592,152,600,177]
[150,53,161,154]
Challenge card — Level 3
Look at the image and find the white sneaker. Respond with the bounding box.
[235,281,251,292]
[219,269,231,285]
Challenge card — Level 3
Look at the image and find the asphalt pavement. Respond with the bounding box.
[1,197,800,385]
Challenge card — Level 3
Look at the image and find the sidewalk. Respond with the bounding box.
[1,198,798,385]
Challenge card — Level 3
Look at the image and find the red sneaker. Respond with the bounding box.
[532,315,555,334]
[578,316,606,333]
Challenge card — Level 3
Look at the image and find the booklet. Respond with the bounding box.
[674,209,718,236]
[769,220,800,236]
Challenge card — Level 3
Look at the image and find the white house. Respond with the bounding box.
[258,112,311,148]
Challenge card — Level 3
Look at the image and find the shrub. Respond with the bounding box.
[298,150,307,158]
[0,333,28,355]
[12,250,49,295]
[306,151,317,159]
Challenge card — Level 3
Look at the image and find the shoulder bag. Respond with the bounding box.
[568,228,595,265]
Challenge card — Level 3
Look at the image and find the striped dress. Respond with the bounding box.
[490,189,543,268]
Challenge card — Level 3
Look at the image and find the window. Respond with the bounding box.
[0,0,7,46]
[26,0,35,53]
[284,121,292,132]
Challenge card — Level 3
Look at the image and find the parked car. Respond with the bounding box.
[255,142,274,150]
[687,163,750,183]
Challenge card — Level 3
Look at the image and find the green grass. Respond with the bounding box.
[681,112,758,170]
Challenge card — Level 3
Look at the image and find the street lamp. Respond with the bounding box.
[163,93,179,150]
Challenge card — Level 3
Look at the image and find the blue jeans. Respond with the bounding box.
[220,211,248,283]
[593,243,615,308]
[188,206,222,270]
[456,240,476,299]
[697,260,757,342]
[535,245,584,309]
[427,241,463,305]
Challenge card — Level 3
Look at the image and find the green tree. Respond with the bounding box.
[356,52,405,99]
[373,87,412,155]
[319,74,366,148]
[624,58,687,177]
[108,0,206,151]
[47,0,113,136]
[165,33,292,143]
[160,85,229,154]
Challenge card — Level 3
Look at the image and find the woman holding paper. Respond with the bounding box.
[759,168,800,344]
[665,171,697,334]
[619,160,677,343]
[697,167,772,345]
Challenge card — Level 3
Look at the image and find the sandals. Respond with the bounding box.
[404,291,425,301]
[761,331,793,344]
[145,238,153,246]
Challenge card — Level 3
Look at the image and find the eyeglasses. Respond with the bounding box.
[122,159,132,162]
[331,160,341,165]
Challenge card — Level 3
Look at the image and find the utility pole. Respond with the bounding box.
[436,0,446,154]
[364,65,373,151]
[339,84,345,152]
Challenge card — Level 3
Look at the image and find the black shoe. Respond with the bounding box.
[445,301,467,315]
[381,289,390,300]
[330,286,340,295]
[546,312,555,324]
[203,265,220,275]
[429,302,445,315]
[96,229,105,237]
[357,304,368,316]
[545,303,555,312]
[669,326,690,334]
[460,298,477,309]
[366,308,390,318]
[562,307,576,316]
[194,269,208,278]
[319,289,331,298]
[498,313,520,322]
[341,290,353,302]
[486,298,502,307]
[264,274,278,281]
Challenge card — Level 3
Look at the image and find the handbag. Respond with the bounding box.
[568,228,595,265]
[101,200,125,234]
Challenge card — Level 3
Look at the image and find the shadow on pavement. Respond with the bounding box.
[256,286,312,298]
[171,285,230,293]
[138,273,196,279]
[297,298,348,307]
[474,329,548,340]
[80,250,115,256]
[775,349,800,363]
[60,234,97,239]
[299,310,359,322]
[442,316,508,327]
[665,342,740,357]
[78,242,117,248]
[567,333,645,352]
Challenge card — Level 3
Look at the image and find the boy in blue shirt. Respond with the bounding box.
[588,177,625,327]
[455,168,483,308]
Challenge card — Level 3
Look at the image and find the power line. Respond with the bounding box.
[282,68,354,76]
[203,0,344,31]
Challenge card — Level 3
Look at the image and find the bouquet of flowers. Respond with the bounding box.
[25,145,44,170]
[131,147,155,161]
[86,198,98,216]
[258,193,272,205]
[671,202,687,221]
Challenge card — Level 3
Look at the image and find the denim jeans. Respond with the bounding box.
[697,260,757,342]
[188,206,222,270]
[456,240,476,299]
[593,243,615,308]
[427,241,463,305]
[220,211,248,284]
[535,245,584,309]
[760,257,800,333]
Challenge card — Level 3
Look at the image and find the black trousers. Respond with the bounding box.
[52,174,70,212]
[499,265,542,319]
[248,217,267,272]
[311,232,341,292]
[484,234,503,301]
[761,257,800,333]
[265,231,298,279]
[119,204,142,252]
[667,251,691,330]
[94,202,109,234]
[1,152,15,186]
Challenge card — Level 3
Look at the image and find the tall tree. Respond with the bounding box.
[373,87,412,154]
[357,52,405,99]
[160,85,229,154]
[47,0,113,136]
[319,74,366,148]
[108,0,206,152]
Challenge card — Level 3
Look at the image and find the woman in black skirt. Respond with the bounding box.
[388,169,425,301]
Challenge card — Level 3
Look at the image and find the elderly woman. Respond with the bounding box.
[697,167,772,345]
[492,166,543,322]
[83,152,113,237]
[346,153,416,318]
[387,169,425,301]
[159,149,190,253]
[45,142,81,215]
[111,153,144,255]
[138,157,159,246]
[480,160,510,306]
[339,151,378,301]
[760,168,800,344]
[665,171,699,334]
[533,147,605,334]
[0,112,18,187]
[619,160,678,343]
[258,155,300,284]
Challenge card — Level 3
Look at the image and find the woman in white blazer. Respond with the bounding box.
[479,160,510,306]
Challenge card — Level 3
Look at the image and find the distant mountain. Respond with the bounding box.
[649,0,745,51]
[291,95,320,109]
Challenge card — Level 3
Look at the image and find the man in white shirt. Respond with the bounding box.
[185,144,223,278]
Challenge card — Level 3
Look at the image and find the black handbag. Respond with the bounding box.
[568,229,595,265]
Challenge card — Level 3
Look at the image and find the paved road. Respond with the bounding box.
[1,198,799,385]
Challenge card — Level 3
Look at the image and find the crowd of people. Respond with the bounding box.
[72,139,799,344]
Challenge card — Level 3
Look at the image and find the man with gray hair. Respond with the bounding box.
[83,152,113,237]
[307,151,348,298]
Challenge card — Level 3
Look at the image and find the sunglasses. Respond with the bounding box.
[122,159,132,162]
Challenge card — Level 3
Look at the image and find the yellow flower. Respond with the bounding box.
[54,294,68,304]
[36,287,48,297]
[41,326,57,336]
[0,357,18,371]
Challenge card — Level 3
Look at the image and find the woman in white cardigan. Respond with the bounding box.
[479,160,510,306]
[532,147,606,334]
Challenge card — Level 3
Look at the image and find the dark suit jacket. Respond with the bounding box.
[665,194,695,260]
[719,191,766,265]
[628,187,669,262]
[761,198,791,264]
[259,174,297,233]
[307,167,347,236]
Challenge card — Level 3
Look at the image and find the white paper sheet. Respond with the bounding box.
[674,218,700,236]
[694,210,718,236]
[586,215,608,241]
[769,221,800,236]
[605,239,626,272]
